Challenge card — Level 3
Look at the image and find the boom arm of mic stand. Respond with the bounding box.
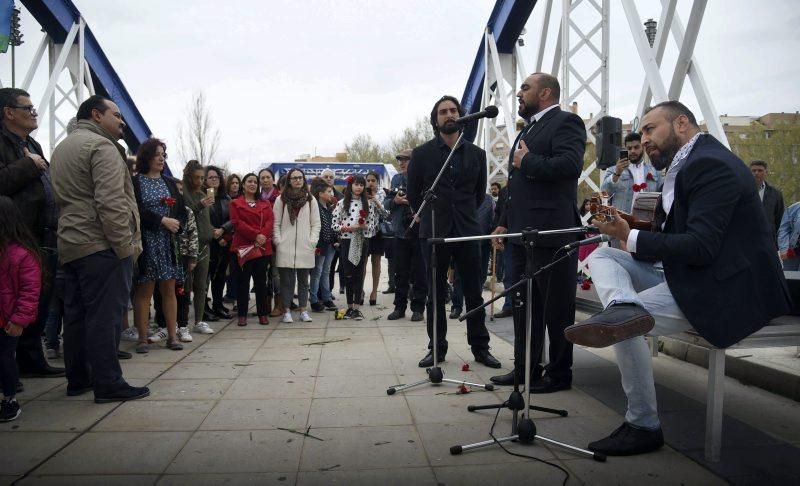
[457,248,577,322]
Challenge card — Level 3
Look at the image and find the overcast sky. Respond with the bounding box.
[4,0,799,174]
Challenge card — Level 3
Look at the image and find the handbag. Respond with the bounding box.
[237,244,264,266]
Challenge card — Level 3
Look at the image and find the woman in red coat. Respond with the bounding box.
[229,173,274,326]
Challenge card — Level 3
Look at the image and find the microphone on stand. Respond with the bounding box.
[455,105,499,125]
[561,234,612,250]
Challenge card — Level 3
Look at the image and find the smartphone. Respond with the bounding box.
[365,187,373,196]
[619,149,629,160]
[207,187,215,198]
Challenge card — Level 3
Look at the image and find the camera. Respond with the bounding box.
[619,149,629,160]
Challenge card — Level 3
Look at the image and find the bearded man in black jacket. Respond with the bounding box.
[407,95,501,370]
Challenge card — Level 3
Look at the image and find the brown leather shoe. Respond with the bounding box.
[564,303,654,348]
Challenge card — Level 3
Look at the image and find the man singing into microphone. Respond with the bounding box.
[491,73,586,391]
[407,95,501,369]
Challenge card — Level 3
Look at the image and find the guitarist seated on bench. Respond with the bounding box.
[564,101,791,456]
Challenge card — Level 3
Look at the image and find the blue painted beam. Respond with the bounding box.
[20,0,155,160]
[460,0,537,142]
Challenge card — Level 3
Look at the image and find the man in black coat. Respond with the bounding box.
[565,101,791,456]
[750,160,784,248]
[490,73,586,392]
[0,88,65,378]
[407,95,501,369]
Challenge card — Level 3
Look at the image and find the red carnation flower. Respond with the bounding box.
[160,196,177,207]
[457,384,471,394]
[580,280,592,290]
[461,363,470,372]
[646,173,655,181]
[632,183,646,192]
[358,218,365,225]
[359,209,367,217]
[175,283,186,296]
[345,176,354,184]
[788,248,797,259]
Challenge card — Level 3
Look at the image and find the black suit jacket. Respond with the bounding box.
[635,135,791,348]
[407,136,487,238]
[762,182,784,248]
[498,106,586,247]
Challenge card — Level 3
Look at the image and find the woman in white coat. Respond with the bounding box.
[273,168,320,323]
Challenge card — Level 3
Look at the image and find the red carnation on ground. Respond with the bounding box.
[457,384,471,394]
[461,363,470,372]
[160,196,177,206]
[581,280,592,290]
[646,173,655,181]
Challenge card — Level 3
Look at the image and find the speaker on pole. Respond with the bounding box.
[595,116,622,170]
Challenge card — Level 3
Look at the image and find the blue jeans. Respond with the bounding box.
[310,243,335,304]
[589,247,690,430]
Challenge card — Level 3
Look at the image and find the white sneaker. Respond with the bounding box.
[177,327,193,342]
[148,327,168,343]
[121,327,139,342]
[282,311,293,323]
[300,311,313,322]
[193,322,214,334]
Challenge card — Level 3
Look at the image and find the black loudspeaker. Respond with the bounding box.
[595,116,622,170]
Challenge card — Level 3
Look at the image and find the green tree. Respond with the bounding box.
[344,134,391,163]
[728,124,800,204]
[387,117,433,157]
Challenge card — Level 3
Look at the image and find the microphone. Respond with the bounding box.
[455,105,499,125]
[561,234,612,250]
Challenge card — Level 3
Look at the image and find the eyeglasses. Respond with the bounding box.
[290,176,305,181]
[396,157,410,162]
[9,105,37,115]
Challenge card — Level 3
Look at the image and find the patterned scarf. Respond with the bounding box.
[281,186,310,225]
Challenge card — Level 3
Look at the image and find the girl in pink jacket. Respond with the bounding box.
[0,197,42,422]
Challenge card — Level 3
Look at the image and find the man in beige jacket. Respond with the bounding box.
[50,95,149,403]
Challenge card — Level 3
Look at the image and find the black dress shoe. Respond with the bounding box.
[531,375,571,394]
[494,308,513,319]
[565,303,654,348]
[117,350,132,360]
[382,287,396,294]
[94,385,151,404]
[213,306,232,319]
[410,311,424,322]
[588,422,664,456]
[21,365,66,378]
[490,370,532,386]
[202,312,220,322]
[67,384,94,396]
[387,310,405,320]
[449,307,462,320]
[323,301,337,311]
[473,350,501,368]
[418,350,445,368]
[310,302,325,312]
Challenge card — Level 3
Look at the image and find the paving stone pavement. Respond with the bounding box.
[2,273,796,485]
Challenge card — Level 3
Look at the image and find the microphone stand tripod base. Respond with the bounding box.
[386,366,495,395]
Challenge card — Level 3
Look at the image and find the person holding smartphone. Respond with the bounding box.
[600,132,662,214]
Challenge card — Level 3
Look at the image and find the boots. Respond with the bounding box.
[269,295,285,317]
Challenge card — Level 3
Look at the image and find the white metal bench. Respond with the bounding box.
[574,272,800,462]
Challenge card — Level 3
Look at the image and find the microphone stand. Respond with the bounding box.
[448,228,605,462]
[387,131,494,395]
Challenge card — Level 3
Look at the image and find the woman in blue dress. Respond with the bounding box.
[131,138,187,352]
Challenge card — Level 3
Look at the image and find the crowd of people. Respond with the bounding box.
[0,88,439,422]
